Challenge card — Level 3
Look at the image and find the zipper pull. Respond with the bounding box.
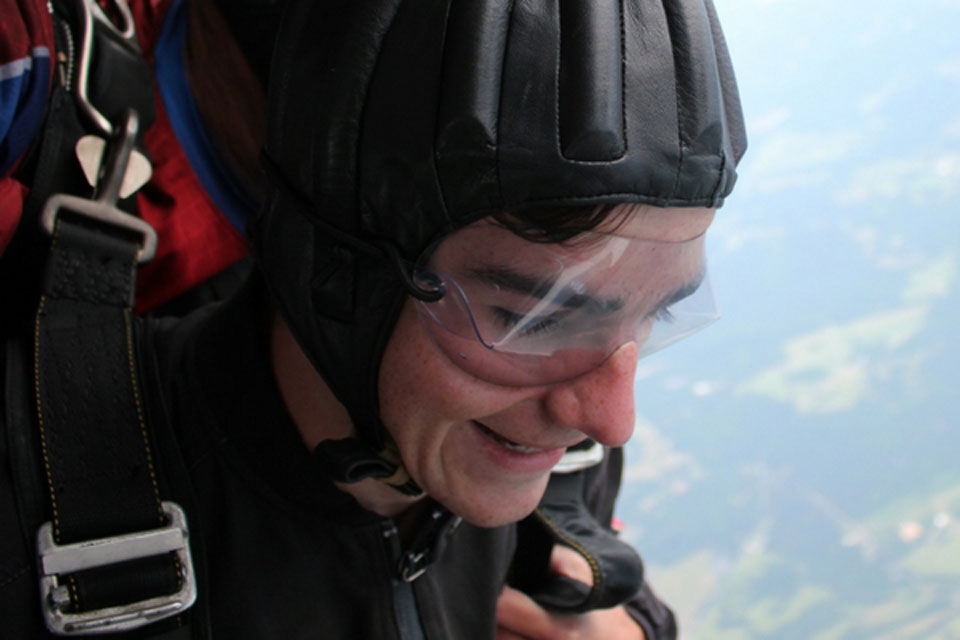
[395,508,463,583]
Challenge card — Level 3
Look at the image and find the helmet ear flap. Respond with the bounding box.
[256,196,367,326]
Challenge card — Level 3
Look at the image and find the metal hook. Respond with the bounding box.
[74,0,140,136]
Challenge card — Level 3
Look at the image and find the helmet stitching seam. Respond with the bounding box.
[495,0,518,211]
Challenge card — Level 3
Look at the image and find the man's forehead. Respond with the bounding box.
[602,204,716,242]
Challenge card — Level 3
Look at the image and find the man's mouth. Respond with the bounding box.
[473,421,542,454]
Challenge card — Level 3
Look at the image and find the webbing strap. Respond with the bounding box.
[22,2,197,635]
[34,216,187,624]
[36,219,162,542]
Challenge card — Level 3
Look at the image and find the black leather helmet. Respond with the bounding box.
[255,0,747,484]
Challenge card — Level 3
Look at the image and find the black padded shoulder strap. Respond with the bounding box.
[32,202,197,636]
[510,466,645,614]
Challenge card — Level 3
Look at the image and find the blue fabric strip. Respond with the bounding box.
[1,47,50,176]
[153,0,257,235]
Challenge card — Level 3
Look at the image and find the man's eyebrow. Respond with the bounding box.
[466,266,624,314]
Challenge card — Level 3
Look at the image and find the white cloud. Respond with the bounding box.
[624,416,701,483]
[858,76,904,114]
[936,56,960,82]
[935,153,960,178]
[633,360,667,382]
[854,13,893,47]
[834,153,960,205]
[944,117,960,139]
[745,129,863,194]
[662,376,688,392]
[716,0,790,7]
[754,130,861,173]
[838,221,928,271]
[622,417,703,519]
[902,252,957,304]
[747,107,790,136]
[834,158,922,204]
[713,224,786,255]
[691,380,721,397]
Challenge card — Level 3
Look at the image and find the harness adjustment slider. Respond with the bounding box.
[37,501,197,635]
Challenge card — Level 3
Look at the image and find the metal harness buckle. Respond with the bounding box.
[39,108,157,264]
[37,501,198,636]
[74,0,141,138]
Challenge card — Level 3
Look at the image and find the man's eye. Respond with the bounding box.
[490,307,566,336]
[655,306,676,323]
[640,303,676,325]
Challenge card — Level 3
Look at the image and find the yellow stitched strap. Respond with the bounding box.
[535,507,603,600]
[34,295,62,541]
[123,308,165,525]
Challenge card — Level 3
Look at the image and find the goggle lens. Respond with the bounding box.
[412,222,718,386]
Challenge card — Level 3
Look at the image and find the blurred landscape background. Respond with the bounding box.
[620,1,960,637]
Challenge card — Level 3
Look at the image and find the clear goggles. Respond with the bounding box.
[411,220,718,387]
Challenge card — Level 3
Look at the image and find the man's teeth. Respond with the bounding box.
[477,422,541,453]
[501,441,540,454]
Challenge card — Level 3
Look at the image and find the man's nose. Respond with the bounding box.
[540,342,639,446]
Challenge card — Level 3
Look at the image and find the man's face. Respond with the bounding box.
[378,205,715,527]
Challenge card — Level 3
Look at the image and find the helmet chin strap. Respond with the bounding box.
[313,435,424,497]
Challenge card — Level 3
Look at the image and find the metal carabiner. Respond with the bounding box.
[73,0,140,136]
[40,109,158,263]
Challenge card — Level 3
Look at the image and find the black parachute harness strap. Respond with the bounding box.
[27,0,197,636]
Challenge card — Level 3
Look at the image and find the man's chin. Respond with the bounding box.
[441,480,549,529]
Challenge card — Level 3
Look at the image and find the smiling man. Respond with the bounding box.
[243,0,745,635]
[1,0,745,638]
